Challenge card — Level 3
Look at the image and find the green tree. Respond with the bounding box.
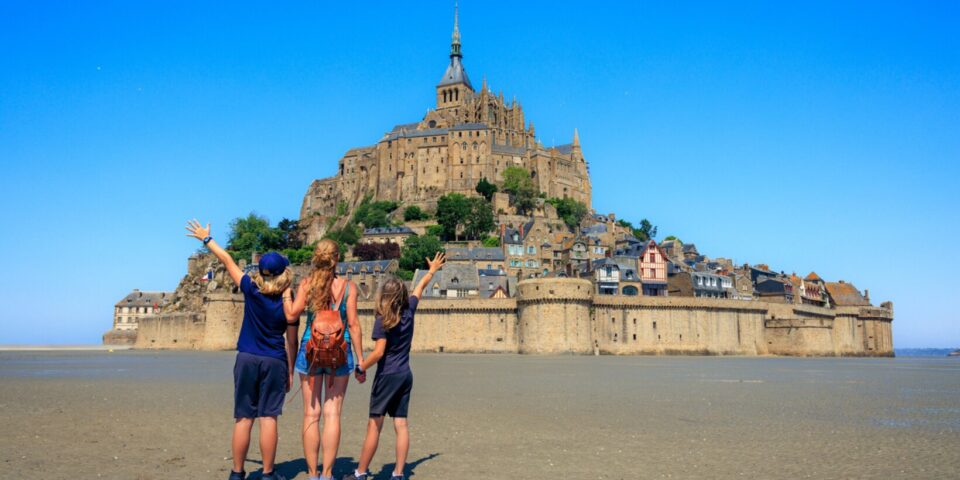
[501,166,538,215]
[436,193,471,240]
[276,218,302,249]
[617,218,658,241]
[323,222,362,259]
[227,213,282,261]
[399,234,444,274]
[403,205,429,222]
[662,235,681,243]
[464,197,495,240]
[475,177,498,201]
[426,224,445,237]
[482,236,501,247]
[352,195,399,228]
[547,197,588,229]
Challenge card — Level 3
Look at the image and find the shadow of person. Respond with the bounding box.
[374,452,441,479]
[246,456,363,479]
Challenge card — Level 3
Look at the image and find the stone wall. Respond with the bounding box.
[134,277,894,357]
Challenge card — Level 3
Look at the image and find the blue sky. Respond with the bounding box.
[0,1,957,347]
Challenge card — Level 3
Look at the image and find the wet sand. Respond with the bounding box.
[1,351,958,479]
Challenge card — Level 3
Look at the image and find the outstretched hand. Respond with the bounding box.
[425,252,446,274]
[184,219,211,242]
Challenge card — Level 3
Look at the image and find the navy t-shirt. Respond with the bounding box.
[371,295,418,376]
[236,275,288,362]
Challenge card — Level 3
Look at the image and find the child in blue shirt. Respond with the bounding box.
[344,252,445,480]
[186,220,299,480]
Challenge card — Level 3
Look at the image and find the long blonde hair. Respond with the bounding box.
[250,268,293,296]
[308,239,339,312]
[375,275,409,331]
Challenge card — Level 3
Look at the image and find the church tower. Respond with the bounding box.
[436,2,473,110]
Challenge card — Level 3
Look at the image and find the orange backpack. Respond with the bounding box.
[304,281,348,388]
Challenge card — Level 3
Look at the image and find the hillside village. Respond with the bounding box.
[105,7,888,355]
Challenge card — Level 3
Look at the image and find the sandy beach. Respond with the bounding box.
[1,351,958,479]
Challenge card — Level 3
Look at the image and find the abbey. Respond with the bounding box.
[299,7,591,243]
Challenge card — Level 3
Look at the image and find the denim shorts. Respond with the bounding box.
[295,341,354,377]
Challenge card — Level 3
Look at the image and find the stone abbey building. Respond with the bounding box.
[299,7,591,243]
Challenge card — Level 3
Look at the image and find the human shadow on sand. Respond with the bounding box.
[245,452,440,479]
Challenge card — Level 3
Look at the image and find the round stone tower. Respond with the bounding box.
[516,277,594,354]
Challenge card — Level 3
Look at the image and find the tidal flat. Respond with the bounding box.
[1,351,958,479]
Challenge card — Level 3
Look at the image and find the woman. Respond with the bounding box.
[285,239,364,480]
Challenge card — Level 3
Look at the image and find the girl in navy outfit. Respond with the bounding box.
[344,252,445,480]
[185,220,299,480]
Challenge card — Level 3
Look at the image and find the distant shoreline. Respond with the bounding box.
[0,345,132,351]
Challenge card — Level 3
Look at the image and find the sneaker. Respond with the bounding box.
[228,471,245,480]
[262,472,288,480]
[390,475,405,480]
[342,473,369,480]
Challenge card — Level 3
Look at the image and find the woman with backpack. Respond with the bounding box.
[285,238,364,480]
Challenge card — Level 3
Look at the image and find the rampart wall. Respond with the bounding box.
[134,278,894,356]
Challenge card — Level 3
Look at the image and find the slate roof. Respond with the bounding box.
[478,268,506,277]
[490,143,526,155]
[503,219,535,245]
[682,243,699,254]
[337,260,397,276]
[364,226,414,236]
[115,290,172,308]
[438,56,473,89]
[554,144,574,154]
[587,258,639,281]
[824,281,870,306]
[446,247,505,262]
[450,122,488,131]
[390,122,420,133]
[413,264,480,293]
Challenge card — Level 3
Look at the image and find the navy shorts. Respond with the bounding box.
[234,351,287,418]
[369,371,413,418]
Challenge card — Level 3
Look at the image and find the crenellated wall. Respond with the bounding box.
[134,277,894,357]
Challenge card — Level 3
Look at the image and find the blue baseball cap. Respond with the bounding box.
[259,252,289,276]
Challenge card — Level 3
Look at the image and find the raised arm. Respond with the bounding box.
[185,220,243,286]
[411,252,446,300]
[284,281,310,323]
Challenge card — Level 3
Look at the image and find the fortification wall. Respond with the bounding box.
[591,296,769,355]
[133,278,893,357]
[135,312,205,350]
[200,293,245,351]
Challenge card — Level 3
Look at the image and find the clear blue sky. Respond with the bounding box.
[0,1,957,347]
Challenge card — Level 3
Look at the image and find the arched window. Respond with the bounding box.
[623,286,639,296]
[443,91,447,103]
[473,142,478,151]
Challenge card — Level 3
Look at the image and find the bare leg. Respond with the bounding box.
[320,374,349,478]
[393,417,409,477]
[259,416,278,474]
[301,374,323,477]
[232,417,255,474]
[356,416,385,474]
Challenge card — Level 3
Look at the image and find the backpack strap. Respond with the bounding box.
[331,279,348,311]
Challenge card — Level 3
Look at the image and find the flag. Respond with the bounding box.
[200,270,213,282]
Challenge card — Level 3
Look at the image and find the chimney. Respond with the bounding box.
[864,289,870,303]
[519,223,525,238]
[499,224,506,243]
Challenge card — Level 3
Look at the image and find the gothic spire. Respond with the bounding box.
[451,0,462,58]
[573,128,580,147]
[437,1,472,90]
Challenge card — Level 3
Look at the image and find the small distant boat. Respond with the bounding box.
[949,350,960,357]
